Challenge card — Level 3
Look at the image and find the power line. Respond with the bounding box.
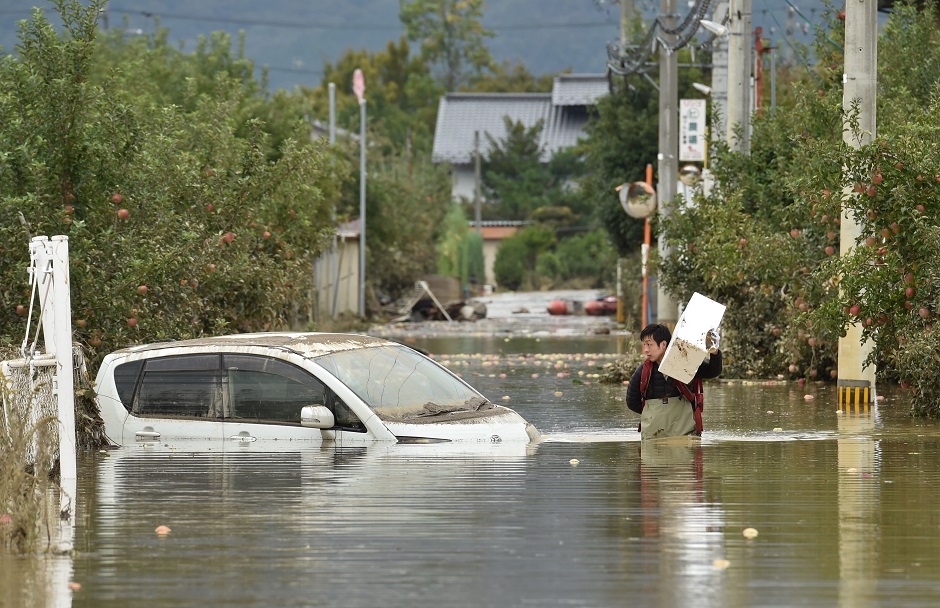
[108,7,402,30]
[106,7,618,32]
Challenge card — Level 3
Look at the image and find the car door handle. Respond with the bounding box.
[135,430,161,440]
[229,434,257,442]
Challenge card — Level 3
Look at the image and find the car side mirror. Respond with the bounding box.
[300,405,335,429]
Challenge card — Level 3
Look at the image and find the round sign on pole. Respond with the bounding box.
[353,68,365,103]
[619,181,657,219]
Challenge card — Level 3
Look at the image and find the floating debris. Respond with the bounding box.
[569,459,580,466]
[554,391,563,397]
[804,394,815,400]
[155,525,172,536]
[742,528,759,539]
[712,559,731,570]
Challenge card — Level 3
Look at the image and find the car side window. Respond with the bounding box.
[224,355,328,424]
[135,355,223,418]
[113,360,144,411]
[331,395,366,432]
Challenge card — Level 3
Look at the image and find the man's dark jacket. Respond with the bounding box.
[625,351,723,414]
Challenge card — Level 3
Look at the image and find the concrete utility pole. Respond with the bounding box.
[710,1,729,141]
[656,0,679,327]
[838,0,878,406]
[725,0,751,153]
[620,0,635,46]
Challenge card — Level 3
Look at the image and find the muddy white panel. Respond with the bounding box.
[658,292,725,384]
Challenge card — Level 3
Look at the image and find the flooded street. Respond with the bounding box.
[7,291,940,607]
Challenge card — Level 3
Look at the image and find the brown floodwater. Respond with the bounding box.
[5,334,940,608]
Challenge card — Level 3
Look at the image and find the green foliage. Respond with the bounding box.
[581,80,658,255]
[345,155,453,302]
[466,59,558,93]
[492,236,526,291]
[495,224,558,290]
[93,25,310,162]
[0,1,340,366]
[436,206,485,287]
[554,230,618,286]
[303,38,443,156]
[480,117,586,221]
[493,226,616,292]
[400,0,495,91]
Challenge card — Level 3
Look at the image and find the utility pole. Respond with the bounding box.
[474,130,482,234]
[656,0,679,327]
[710,1,729,141]
[726,0,751,153]
[620,0,635,46]
[838,0,878,407]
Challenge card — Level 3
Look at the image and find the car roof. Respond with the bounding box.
[108,332,399,360]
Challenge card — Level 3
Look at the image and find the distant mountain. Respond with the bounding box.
[0,0,824,93]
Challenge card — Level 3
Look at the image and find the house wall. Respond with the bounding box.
[451,164,476,202]
[313,237,360,320]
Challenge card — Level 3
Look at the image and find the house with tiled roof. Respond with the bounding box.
[431,73,609,287]
[432,73,609,201]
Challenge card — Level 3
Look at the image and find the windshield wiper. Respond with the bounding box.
[413,397,494,418]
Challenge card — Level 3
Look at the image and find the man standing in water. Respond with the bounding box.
[625,323,722,440]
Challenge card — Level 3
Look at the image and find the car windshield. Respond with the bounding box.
[314,345,488,420]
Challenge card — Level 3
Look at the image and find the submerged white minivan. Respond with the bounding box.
[95,332,540,447]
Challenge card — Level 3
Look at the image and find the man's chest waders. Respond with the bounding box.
[638,359,704,440]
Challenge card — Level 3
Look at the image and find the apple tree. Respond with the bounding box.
[0,0,341,367]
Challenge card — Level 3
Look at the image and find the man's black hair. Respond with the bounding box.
[640,323,671,346]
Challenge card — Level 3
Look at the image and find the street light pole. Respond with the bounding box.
[656,0,679,327]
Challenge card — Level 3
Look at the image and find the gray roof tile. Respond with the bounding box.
[552,73,610,106]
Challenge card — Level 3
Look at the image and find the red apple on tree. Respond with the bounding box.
[127,317,138,328]
[111,192,123,205]
[138,285,148,295]
[117,208,130,220]
[16,305,27,316]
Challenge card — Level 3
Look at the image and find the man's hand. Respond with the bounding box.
[705,328,721,354]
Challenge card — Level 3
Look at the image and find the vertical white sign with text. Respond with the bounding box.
[679,99,707,162]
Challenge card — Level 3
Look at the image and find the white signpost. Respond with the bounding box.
[679,99,707,162]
